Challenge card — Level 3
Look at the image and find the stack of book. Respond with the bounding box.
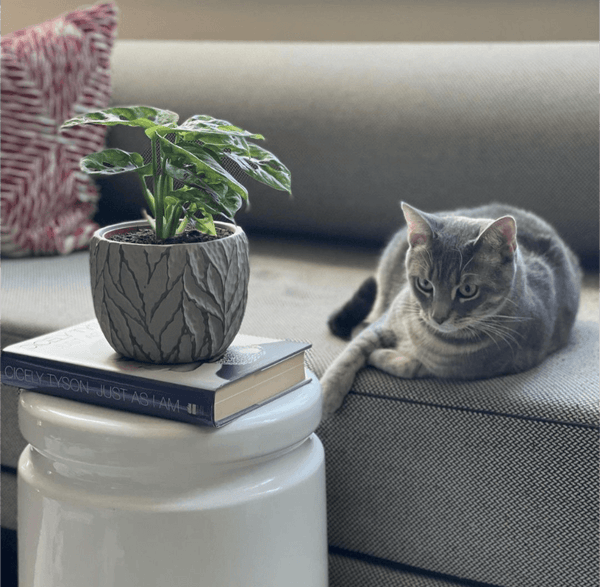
[2,320,311,427]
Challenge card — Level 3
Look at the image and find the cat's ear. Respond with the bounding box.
[401,202,433,248]
[475,216,517,260]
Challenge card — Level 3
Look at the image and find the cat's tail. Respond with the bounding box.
[328,276,377,339]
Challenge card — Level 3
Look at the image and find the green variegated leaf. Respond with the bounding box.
[167,186,218,205]
[227,143,292,194]
[145,125,180,139]
[167,187,220,214]
[176,215,192,234]
[159,136,248,201]
[216,186,244,219]
[165,195,217,236]
[171,132,251,155]
[167,186,242,221]
[194,214,217,236]
[164,162,223,203]
[62,106,179,130]
[64,105,291,239]
[80,149,150,176]
[179,115,264,140]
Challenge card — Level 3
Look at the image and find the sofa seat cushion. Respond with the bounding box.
[317,320,599,587]
[2,251,95,346]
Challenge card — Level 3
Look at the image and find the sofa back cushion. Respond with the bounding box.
[99,41,598,268]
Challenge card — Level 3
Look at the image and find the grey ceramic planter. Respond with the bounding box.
[89,220,249,363]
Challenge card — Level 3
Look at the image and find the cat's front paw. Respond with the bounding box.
[368,349,427,378]
[320,372,352,416]
[321,388,345,416]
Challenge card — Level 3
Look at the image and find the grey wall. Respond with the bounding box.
[4,0,598,42]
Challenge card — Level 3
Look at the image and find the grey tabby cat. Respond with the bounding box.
[321,202,581,414]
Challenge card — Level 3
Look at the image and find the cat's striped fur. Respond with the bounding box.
[321,203,581,415]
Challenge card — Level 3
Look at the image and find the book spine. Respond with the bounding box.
[1,355,216,426]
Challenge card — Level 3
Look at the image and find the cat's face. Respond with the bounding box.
[407,245,515,335]
[402,204,517,336]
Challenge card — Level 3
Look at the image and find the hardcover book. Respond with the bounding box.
[2,320,311,427]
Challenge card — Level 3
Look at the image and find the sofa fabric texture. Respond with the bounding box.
[0,2,117,257]
[2,40,598,586]
[317,323,599,587]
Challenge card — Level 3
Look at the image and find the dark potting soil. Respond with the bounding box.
[107,226,232,245]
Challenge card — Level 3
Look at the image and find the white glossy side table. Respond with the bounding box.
[18,375,327,587]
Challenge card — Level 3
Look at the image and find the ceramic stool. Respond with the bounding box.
[17,375,327,587]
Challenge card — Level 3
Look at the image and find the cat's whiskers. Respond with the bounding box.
[498,296,520,310]
[481,315,526,336]
[474,318,523,358]
[488,325,523,347]
[463,324,485,341]
[489,313,530,323]
[474,324,505,351]
[470,324,503,349]
[396,298,419,312]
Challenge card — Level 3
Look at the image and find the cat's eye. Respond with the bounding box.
[415,277,433,294]
[458,283,479,299]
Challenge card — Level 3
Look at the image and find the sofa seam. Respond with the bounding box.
[349,391,599,430]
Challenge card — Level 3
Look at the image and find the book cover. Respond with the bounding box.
[2,320,312,427]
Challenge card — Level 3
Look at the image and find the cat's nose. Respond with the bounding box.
[431,307,450,324]
[431,301,451,325]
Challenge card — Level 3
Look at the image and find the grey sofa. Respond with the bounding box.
[2,41,598,586]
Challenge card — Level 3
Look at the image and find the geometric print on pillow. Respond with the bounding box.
[1,3,118,256]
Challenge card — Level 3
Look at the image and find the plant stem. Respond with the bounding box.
[137,174,153,214]
[160,158,169,238]
[151,134,164,239]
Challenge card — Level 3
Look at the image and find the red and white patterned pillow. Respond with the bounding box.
[1,3,118,256]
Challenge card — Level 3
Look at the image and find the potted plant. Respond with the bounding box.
[61,106,291,364]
